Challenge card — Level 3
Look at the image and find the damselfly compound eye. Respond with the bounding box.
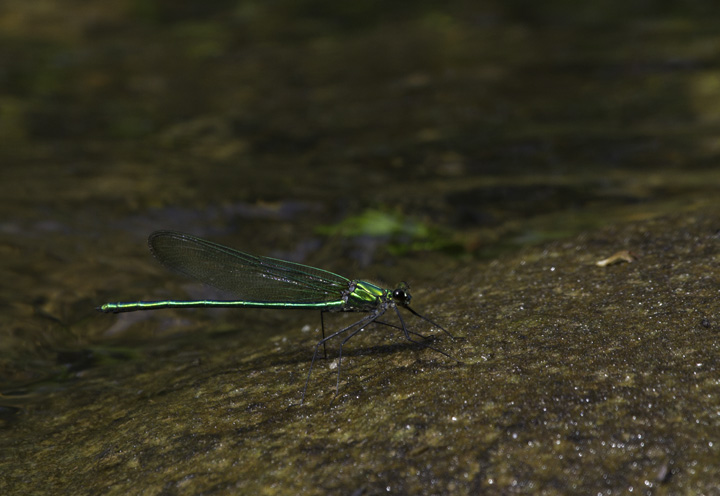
[393,288,410,304]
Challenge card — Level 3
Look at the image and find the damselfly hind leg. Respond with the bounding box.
[301,311,383,404]
[320,311,328,359]
[299,305,461,405]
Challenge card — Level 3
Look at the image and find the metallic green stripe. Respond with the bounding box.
[100,299,345,313]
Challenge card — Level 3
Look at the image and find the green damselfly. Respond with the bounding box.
[99,231,457,402]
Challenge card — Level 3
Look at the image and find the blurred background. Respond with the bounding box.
[2,0,719,429]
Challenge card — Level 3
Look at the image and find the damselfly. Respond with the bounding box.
[100,231,457,402]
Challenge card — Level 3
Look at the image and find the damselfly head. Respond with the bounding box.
[392,282,412,306]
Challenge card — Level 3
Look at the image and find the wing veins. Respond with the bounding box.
[148,231,350,304]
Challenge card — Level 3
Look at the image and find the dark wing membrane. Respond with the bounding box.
[148,231,350,303]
